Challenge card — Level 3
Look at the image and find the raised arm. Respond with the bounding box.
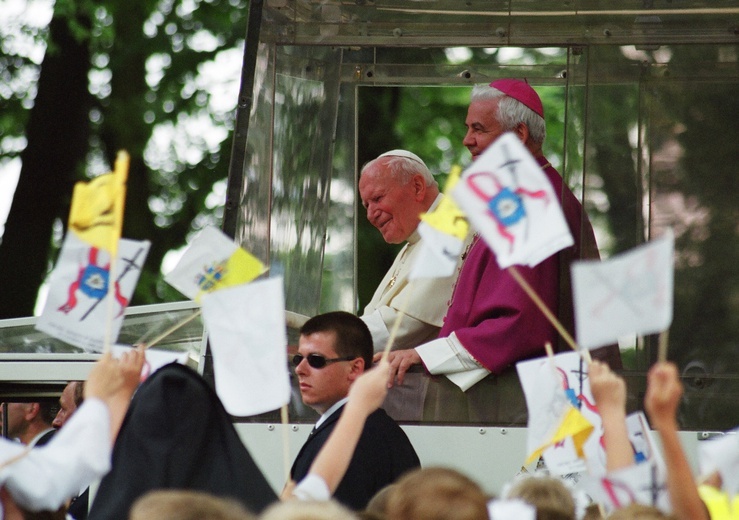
[1,350,143,512]
[589,360,633,471]
[644,362,708,520]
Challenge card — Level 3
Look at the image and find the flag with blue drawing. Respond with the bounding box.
[516,354,595,465]
[451,132,573,268]
[571,229,674,350]
[580,460,671,514]
[36,235,150,352]
[410,165,470,280]
[164,226,267,302]
[36,152,147,352]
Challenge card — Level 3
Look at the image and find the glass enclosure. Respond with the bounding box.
[227,2,738,428]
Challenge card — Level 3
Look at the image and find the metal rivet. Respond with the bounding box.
[500,428,507,435]
[291,425,299,432]
[478,428,486,435]
[267,424,275,431]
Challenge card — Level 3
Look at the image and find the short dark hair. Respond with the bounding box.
[72,381,85,407]
[300,311,373,370]
[38,401,58,425]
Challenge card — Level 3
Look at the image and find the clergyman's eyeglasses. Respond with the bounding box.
[291,353,356,369]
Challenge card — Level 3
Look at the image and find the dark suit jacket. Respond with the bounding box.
[87,364,277,519]
[291,406,420,510]
[32,428,56,447]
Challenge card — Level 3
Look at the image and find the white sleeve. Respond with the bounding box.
[416,332,491,391]
[1,398,112,512]
[292,473,331,501]
[362,307,439,354]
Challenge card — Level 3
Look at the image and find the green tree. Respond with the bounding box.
[0,0,248,318]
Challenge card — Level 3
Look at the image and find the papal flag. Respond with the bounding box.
[164,226,266,302]
[68,151,129,255]
[35,235,150,352]
[452,132,573,268]
[410,165,470,280]
[200,276,291,416]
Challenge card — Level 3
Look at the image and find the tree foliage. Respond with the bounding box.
[0,0,248,317]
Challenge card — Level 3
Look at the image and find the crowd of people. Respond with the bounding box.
[1,79,735,519]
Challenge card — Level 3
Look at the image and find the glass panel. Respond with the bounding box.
[236,45,343,317]
[582,44,739,430]
[320,82,357,314]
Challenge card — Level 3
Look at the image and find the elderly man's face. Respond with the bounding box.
[463,98,506,161]
[359,161,424,244]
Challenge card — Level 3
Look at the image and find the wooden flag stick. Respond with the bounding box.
[657,329,670,363]
[280,404,291,485]
[508,265,592,364]
[102,151,130,354]
[136,309,203,350]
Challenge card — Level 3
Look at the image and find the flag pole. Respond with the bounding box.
[102,151,129,354]
[657,329,669,363]
[508,265,592,364]
[280,404,291,486]
[136,309,203,350]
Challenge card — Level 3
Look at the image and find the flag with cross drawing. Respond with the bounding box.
[451,132,573,268]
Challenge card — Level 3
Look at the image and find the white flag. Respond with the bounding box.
[200,276,290,416]
[111,344,190,382]
[452,132,573,268]
[36,234,150,352]
[580,461,671,514]
[409,222,464,280]
[516,353,595,465]
[572,230,674,350]
[698,428,739,496]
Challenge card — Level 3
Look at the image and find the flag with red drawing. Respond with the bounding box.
[580,460,671,514]
[164,226,266,302]
[516,353,595,465]
[410,165,470,280]
[571,229,674,350]
[36,234,150,352]
[451,132,573,268]
[532,351,605,476]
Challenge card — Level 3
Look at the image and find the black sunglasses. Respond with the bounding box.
[292,353,356,369]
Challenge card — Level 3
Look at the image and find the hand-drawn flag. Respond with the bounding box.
[516,354,595,465]
[68,151,129,255]
[452,132,573,268]
[571,229,674,350]
[35,234,150,352]
[164,227,266,302]
[580,461,671,514]
[410,166,470,280]
[200,276,290,416]
[698,427,739,496]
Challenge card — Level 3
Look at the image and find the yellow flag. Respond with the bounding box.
[420,165,469,240]
[525,405,594,464]
[69,151,129,254]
